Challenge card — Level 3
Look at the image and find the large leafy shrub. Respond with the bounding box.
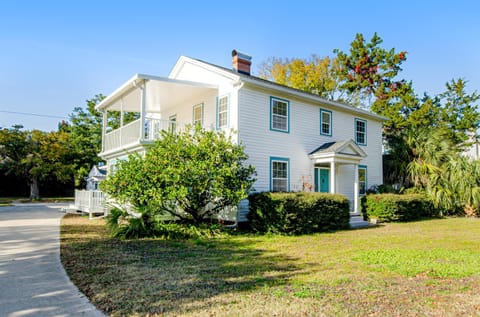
[364,193,437,222]
[101,126,256,238]
[248,192,350,234]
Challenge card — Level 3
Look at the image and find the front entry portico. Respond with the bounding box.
[309,139,367,214]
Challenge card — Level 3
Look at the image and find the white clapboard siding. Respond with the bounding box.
[237,86,384,195]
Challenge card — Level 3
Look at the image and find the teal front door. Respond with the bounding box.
[314,168,330,193]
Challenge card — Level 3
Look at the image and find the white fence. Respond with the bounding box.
[74,190,107,219]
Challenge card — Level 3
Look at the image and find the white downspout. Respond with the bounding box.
[353,163,359,214]
[329,161,335,194]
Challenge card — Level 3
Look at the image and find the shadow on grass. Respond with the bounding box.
[61,216,302,316]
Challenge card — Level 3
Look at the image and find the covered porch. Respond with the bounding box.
[309,139,367,215]
[95,74,218,159]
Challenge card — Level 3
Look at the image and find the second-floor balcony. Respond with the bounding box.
[95,74,218,159]
[101,118,188,157]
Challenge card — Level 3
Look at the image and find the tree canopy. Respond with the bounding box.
[260,32,480,214]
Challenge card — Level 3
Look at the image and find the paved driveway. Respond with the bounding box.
[0,204,105,317]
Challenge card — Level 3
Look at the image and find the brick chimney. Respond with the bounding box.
[232,50,252,75]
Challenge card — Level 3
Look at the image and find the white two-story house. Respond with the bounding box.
[95,50,386,225]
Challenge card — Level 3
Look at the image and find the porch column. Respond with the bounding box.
[139,81,146,140]
[353,163,359,214]
[330,161,335,193]
[101,110,107,152]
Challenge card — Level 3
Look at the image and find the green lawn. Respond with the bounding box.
[0,197,74,206]
[60,216,480,316]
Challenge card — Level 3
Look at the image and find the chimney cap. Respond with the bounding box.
[232,49,252,61]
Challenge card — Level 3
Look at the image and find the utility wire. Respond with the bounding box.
[0,110,69,120]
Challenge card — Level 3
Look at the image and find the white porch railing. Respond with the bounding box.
[103,118,185,153]
[74,190,107,219]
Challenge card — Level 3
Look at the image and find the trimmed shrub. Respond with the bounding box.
[364,193,438,222]
[248,192,350,234]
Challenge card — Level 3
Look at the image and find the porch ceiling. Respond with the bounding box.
[95,74,218,113]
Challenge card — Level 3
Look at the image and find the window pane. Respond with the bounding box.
[356,121,365,133]
[272,161,287,178]
[219,112,227,127]
[356,132,365,144]
[273,179,287,192]
[273,100,287,116]
[322,123,329,134]
[322,112,330,123]
[272,115,287,130]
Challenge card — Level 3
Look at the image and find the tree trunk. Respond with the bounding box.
[29,178,40,200]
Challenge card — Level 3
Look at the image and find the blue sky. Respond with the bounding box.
[1,1,479,131]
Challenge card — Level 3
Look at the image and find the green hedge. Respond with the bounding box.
[248,192,350,234]
[363,193,438,222]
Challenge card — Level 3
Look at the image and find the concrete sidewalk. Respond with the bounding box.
[0,203,106,317]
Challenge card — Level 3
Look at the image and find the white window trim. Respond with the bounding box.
[320,109,332,136]
[355,118,367,146]
[193,103,204,126]
[270,157,290,192]
[217,95,229,129]
[270,97,290,133]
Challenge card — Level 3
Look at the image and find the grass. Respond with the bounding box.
[0,196,73,206]
[61,216,480,316]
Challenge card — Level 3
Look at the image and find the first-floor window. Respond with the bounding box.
[193,103,204,125]
[217,95,228,129]
[271,157,289,192]
[359,165,367,195]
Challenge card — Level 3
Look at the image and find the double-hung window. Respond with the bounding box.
[193,103,204,126]
[270,97,289,133]
[320,109,332,136]
[217,95,228,129]
[355,118,367,145]
[270,157,289,192]
[358,165,367,195]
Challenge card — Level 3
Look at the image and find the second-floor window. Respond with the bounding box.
[355,118,367,145]
[217,95,228,129]
[270,97,289,133]
[320,109,332,136]
[193,103,204,126]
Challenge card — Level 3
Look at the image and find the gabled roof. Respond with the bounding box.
[309,139,367,159]
[172,56,387,122]
[88,165,107,178]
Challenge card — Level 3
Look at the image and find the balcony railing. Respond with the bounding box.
[103,118,185,154]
